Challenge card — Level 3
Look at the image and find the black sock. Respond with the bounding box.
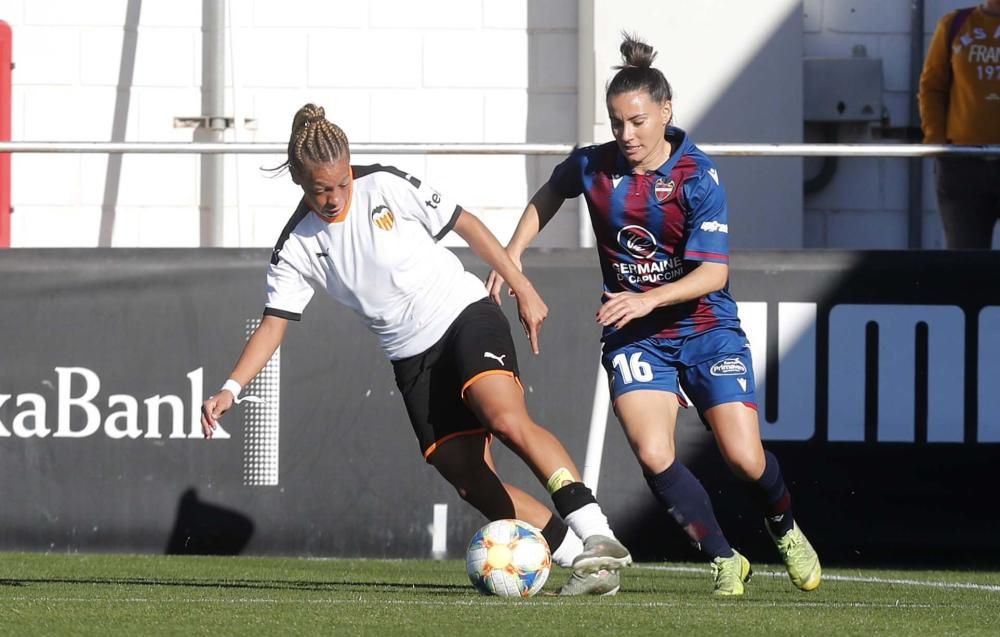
[645,461,733,559]
[753,450,794,537]
[539,515,569,552]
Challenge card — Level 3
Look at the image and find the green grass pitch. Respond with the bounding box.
[1,552,998,636]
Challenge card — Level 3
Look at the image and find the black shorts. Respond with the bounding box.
[392,297,521,461]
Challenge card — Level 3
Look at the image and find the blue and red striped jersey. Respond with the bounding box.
[548,127,741,346]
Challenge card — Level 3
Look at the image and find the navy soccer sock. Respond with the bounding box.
[645,461,733,559]
[753,450,795,537]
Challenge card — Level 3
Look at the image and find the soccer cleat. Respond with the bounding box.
[571,535,633,574]
[558,569,621,596]
[769,521,821,591]
[711,550,752,596]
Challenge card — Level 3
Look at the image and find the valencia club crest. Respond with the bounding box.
[371,205,395,230]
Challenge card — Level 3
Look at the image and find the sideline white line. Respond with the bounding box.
[639,564,1000,592]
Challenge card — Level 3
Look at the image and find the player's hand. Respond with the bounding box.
[486,269,508,305]
[512,282,548,355]
[597,290,655,329]
[486,254,522,305]
[201,391,234,439]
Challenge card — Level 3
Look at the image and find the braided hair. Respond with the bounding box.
[269,103,350,184]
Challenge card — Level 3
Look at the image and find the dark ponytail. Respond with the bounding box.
[606,32,672,105]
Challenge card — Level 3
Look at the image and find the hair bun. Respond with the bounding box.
[292,103,326,131]
[618,32,657,69]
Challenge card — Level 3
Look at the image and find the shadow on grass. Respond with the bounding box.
[0,576,469,594]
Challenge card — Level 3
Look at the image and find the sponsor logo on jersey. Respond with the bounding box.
[654,177,675,203]
[611,256,684,285]
[700,220,728,233]
[611,174,624,189]
[708,168,719,184]
[710,358,747,376]
[617,225,658,259]
[371,205,395,231]
[737,377,747,392]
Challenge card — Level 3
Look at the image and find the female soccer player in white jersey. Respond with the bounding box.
[200,104,630,596]
[488,34,821,596]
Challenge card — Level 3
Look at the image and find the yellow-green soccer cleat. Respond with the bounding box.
[710,550,752,596]
[558,569,621,596]
[769,521,821,591]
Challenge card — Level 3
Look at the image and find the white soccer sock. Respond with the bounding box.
[564,503,616,542]
[551,528,584,568]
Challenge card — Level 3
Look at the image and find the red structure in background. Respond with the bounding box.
[0,21,10,247]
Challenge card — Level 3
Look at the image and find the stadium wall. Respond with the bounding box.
[2,0,804,250]
[1,248,997,567]
[5,0,986,250]
[804,0,999,249]
[582,0,804,250]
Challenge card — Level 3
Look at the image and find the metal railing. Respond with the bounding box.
[2,141,997,250]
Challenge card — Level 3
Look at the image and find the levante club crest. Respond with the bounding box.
[654,177,675,203]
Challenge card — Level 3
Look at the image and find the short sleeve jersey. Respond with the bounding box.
[264,164,487,360]
[548,127,740,346]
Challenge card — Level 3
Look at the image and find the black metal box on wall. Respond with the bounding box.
[804,52,883,122]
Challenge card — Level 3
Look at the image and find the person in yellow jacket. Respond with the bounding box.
[918,1,1000,249]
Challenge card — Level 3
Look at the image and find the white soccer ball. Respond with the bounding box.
[466,519,551,598]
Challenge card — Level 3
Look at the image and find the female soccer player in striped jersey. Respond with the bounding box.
[489,34,821,596]
[201,104,631,595]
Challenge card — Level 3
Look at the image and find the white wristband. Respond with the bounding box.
[220,379,242,398]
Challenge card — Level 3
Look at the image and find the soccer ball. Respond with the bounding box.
[466,519,551,598]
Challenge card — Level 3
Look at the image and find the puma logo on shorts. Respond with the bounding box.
[483,352,506,366]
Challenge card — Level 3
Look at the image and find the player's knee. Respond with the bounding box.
[483,411,530,447]
[634,444,676,475]
[723,451,765,481]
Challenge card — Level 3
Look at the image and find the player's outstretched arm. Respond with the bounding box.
[453,208,548,354]
[486,183,566,305]
[201,314,289,438]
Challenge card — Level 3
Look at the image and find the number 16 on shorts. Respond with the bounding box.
[602,340,680,401]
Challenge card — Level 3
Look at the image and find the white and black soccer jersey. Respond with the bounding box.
[264,164,488,360]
